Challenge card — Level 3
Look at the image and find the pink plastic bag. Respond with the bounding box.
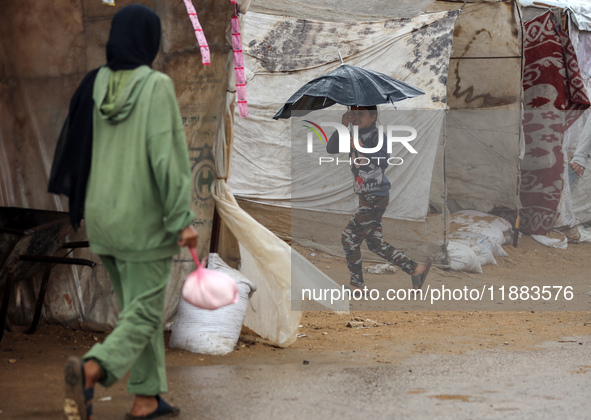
[182,248,239,310]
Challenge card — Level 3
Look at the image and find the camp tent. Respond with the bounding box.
[230,0,526,266]
[426,1,523,216]
[0,0,350,347]
[2,0,589,348]
[0,0,239,332]
[230,6,458,268]
[232,0,591,258]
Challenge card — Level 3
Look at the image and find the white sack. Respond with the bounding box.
[531,232,569,249]
[448,210,511,258]
[578,224,591,242]
[169,254,256,356]
[446,241,483,273]
[451,239,497,267]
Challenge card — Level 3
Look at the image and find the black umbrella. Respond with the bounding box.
[273,64,425,120]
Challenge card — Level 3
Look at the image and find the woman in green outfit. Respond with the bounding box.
[51,5,197,420]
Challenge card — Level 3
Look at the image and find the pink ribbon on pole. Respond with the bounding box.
[183,0,211,66]
[231,14,249,118]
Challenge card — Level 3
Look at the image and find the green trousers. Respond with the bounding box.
[83,255,172,395]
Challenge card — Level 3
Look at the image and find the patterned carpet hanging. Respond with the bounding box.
[520,10,589,234]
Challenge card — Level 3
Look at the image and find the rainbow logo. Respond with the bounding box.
[303,120,328,144]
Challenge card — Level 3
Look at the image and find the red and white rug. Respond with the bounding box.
[520,10,589,234]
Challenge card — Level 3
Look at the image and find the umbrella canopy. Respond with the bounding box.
[273,64,425,119]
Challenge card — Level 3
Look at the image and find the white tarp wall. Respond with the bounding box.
[427,0,524,214]
[231,11,456,209]
[566,14,591,225]
[248,0,436,22]
[230,10,459,264]
[519,0,591,30]
[290,110,444,221]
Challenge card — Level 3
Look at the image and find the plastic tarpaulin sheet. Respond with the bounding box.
[228,10,457,271]
[519,0,591,31]
[248,0,436,22]
[230,10,459,214]
[212,181,347,346]
[212,90,346,346]
[565,21,591,225]
[289,110,444,222]
[427,1,523,213]
[555,21,591,228]
[0,0,235,331]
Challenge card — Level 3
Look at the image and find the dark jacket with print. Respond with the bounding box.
[326,124,391,196]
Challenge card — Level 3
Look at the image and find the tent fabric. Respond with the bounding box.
[0,1,234,331]
[573,29,591,80]
[518,0,591,31]
[230,10,459,216]
[290,110,444,222]
[228,10,458,271]
[555,18,590,229]
[427,0,524,213]
[211,87,346,347]
[569,109,591,225]
[566,21,591,225]
[507,3,591,234]
[248,0,436,22]
[520,11,590,235]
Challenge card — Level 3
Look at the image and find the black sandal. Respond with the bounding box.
[124,395,180,419]
[411,259,432,290]
[64,357,94,420]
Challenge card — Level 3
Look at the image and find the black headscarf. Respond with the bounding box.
[48,5,162,230]
[106,4,161,70]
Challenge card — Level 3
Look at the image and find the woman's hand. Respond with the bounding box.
[178,225,198,248]
[571,162,585,177]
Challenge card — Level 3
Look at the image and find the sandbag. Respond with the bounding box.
[451,239,497,266]
[448,230,508,258]
[579,225,591,243]
[531,232,568,250]
[169,254,256,356]
[448,210,512,257]
[446,241,483,273]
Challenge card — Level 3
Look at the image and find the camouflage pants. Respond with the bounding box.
[342,194,416,287]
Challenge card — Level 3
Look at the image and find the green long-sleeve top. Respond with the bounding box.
[84,65,195,261]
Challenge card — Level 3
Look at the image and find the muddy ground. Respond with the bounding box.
[1,201,591,419]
